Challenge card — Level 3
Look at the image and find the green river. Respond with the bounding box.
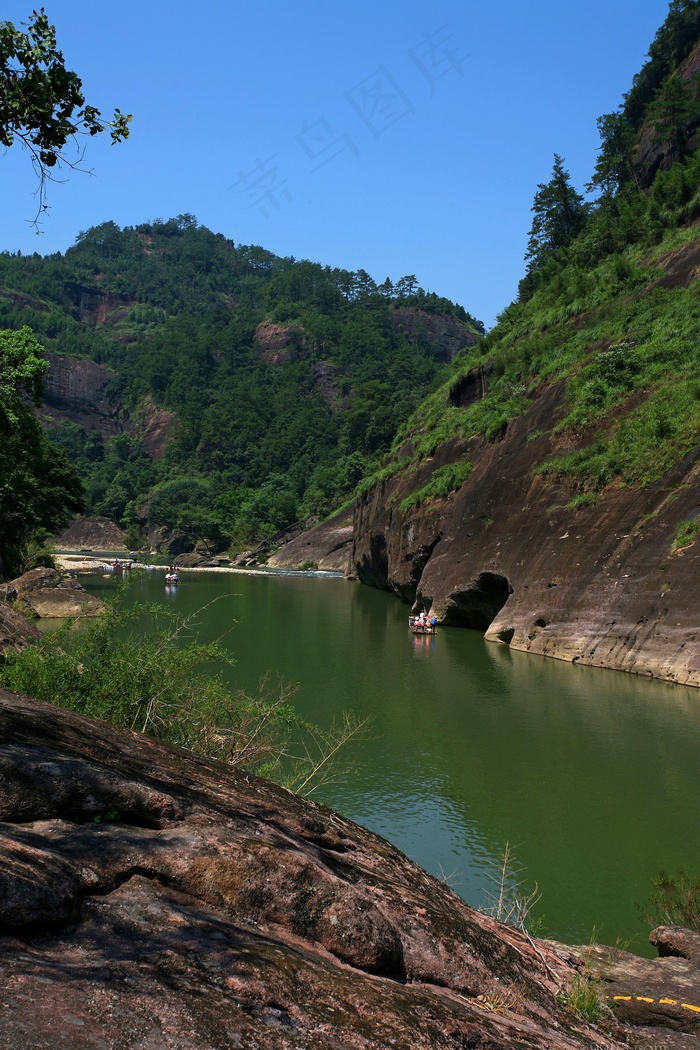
[81,565,700,956]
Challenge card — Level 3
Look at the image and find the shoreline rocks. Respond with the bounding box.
[10,566,105,619]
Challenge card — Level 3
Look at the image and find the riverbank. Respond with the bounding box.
[55,553,344,578]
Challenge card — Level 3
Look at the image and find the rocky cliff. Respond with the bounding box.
[350,370,700,687]
[41,352,118,436]
[348,199,700,688]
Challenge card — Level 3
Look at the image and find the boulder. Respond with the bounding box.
[562,932,700,1040]
[148,527,194,556]
[13,567,104,619]
[0,603,41,656]
[174,552,205,567]
[0,689,630,1050]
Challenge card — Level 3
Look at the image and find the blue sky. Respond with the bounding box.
[1,1,671,328]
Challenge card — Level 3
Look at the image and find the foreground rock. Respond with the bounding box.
[563,929,700,1048]
[12,567,105,618]
[0,690,625,1049]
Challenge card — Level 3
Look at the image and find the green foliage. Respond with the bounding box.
[623,0,700,130]
[0,324,47,421]
[387,145,700,498]
[647,71,700,163]
[557,974,607,1024]
[672,516,700,550]
[0,581,368,793]
[0,584,299,771]
[589,111,640,197]
[13,530,56,575]
[398,460,473,513]
[0,218,480,552]
[0,326,83,577]
[522,154,589,297]
[0,9,130,223]
[639,869,700,929]
[93,807,120,824]
[566,492,601,510]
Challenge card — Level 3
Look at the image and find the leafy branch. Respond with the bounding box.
[0,9,131,226]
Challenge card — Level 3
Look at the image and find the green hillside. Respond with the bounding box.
[0,220,481,556]
[376,2,700,510]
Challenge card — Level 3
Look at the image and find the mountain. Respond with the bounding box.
[290,3,700,686]
[0,220,482,555]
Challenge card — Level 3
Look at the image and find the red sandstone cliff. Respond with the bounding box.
[350,374,700,686]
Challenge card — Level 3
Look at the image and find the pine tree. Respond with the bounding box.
[522,155,589,292]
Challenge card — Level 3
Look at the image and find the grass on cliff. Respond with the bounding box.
[0,582,366,794]
[380,157,700,501]
[398,460,474,513]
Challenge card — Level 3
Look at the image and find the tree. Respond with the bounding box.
[589,110,640,197]
[647,72,700,164]
[624,0,700,129]
[0,323,47,423]
[522,155,589,293]
[0,9,131,224]
[0,327,84,577]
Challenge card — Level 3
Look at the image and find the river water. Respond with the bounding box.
[81,565,700,955]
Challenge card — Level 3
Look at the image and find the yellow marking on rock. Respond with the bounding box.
[609,993,700,1014]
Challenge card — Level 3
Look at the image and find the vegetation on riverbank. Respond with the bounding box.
[640,869,700,929]
[0,581,366,793]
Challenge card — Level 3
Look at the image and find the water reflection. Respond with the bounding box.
[80,568,700,954]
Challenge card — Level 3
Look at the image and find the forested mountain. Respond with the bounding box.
[0,219,481,554]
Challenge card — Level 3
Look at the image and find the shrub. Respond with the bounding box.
[0,581,367,793]
[557,974,607,1024]
[672,517,700,552]
[639,870,700,930]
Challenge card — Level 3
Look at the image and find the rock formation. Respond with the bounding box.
[349,376,700,686]
[390,306,479,361]
[267,506,354,572]
[11,567,105,619]
[42,352,118,436]
[52,515,127,552]
[564,928,700,1047]
[0,689,637,1049]
[0,599,41,655]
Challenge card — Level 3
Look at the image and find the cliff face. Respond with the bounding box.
[42,352,118,436]
[351,376,700,687]
[390,307,479,360]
